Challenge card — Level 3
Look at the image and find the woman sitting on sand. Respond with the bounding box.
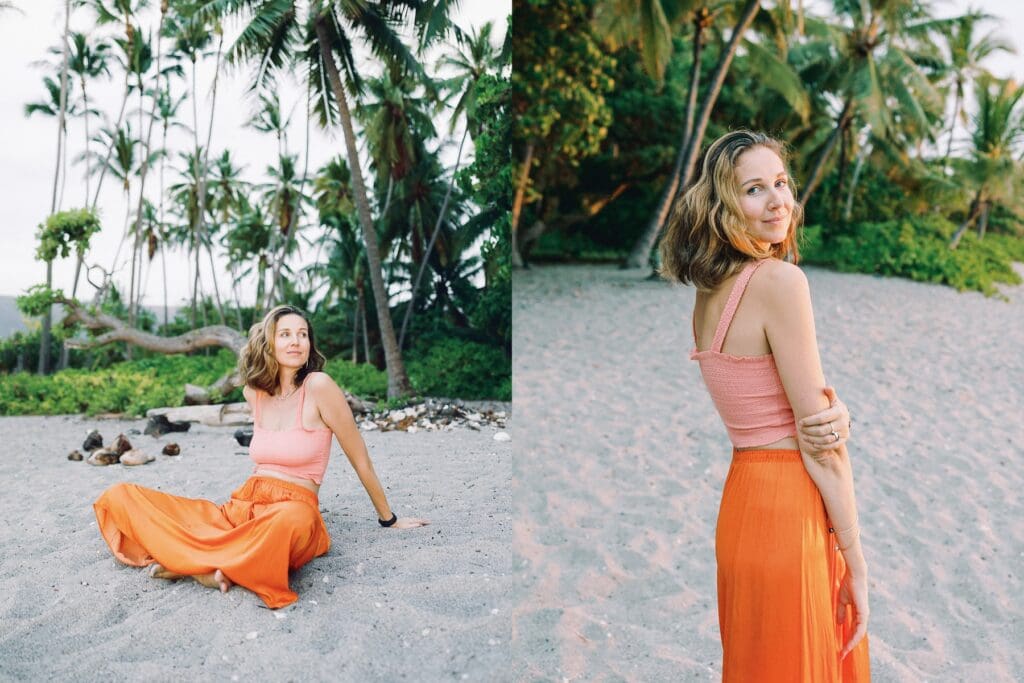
[660,130,870,680]
[94,304,427,609]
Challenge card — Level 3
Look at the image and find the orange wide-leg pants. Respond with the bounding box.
[94,476,330,609]
[715,449,871,681]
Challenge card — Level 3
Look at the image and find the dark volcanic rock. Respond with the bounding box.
[82,430,103,452]
[162,443,181,456]
[144,414,192,437]
[234,428,253,447]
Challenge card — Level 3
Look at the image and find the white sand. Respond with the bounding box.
[512,264,1024,681]
[0,413,511,680]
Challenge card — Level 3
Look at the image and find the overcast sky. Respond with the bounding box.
[0,2,509,311]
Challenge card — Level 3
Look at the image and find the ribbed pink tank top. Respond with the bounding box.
[249,380,333,485]
[689,259,797,447]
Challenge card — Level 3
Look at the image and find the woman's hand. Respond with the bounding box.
[387,517,430,529]
[797,386,851,456]
[838,568,869,659]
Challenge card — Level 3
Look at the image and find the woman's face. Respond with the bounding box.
[272,313,310,369]
[734,146,794,248]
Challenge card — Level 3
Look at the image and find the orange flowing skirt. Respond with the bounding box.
[716,449,870,681]
[94,476,330,609]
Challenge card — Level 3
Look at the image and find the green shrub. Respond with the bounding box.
[800,217,1024,296]
[322,358,388,401]
[406,338,511,401]
[0,349,238,416]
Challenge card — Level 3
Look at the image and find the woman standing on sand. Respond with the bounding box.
[94,304,428,609]
[660,130,870,680]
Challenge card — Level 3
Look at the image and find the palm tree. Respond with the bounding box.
[624,0,762,268]
[438,20,505,141]
[261,153,312,307]
[201,1,455,397]
[794,0,946,209]
[949,76,1024,249]
[939,11,1014,164]
[247,92,293,158]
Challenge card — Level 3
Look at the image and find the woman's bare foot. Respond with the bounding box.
[193,569,232,593]
[148,562,184,580]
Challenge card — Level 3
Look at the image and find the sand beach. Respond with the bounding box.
[0,412,512,681]
[512,264,1024,681]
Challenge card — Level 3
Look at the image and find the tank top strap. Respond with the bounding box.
[294,381,306,430]
[252,387,262,426]
[711,259,767,353]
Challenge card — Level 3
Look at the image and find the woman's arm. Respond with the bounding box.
[759,262,868,655]
[309,374,427,528]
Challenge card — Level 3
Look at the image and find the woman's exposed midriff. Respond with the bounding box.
[252,466,320,494]
[735,435,799,452]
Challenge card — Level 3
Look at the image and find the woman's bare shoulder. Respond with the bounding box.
[305,371,341,394]
[750,259,809,305]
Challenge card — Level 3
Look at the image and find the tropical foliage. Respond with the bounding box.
[513,0,1024,296]
[11,2,511,403]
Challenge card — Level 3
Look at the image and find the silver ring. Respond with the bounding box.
[831,430,840,443]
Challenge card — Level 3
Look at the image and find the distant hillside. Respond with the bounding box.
[0,296,181,340]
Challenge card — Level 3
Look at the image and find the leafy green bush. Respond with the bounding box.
[406,337,511,401]
[322,358,388,401]
[0,349,238,416]
[800,216,1024,296]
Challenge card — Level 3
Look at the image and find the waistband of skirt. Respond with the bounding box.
[238,475,320,505]
[731,448,802,463]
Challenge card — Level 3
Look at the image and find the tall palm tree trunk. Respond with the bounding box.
[315,17,412,398]
[40,0,72,375]
[266,82,313,308]
[629,10,707,270]
[399,125,469,350]
[127,5,167,353]
[625,0,761,269]
[799,97,854,207]
[943,84,963,164]
[197,31,226,324]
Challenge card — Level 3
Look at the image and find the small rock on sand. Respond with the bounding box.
[86,448,120,466]
[67,450,83,461]
[120,449,155,466]
[82,430,103,452]
[162,443,180,456]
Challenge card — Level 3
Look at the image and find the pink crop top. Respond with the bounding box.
[249,381,333,485]
[689,259,797,447]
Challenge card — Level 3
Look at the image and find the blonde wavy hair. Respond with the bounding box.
[238,305,326,395]
[659,130,802,290]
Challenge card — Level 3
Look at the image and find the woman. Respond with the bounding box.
[660,130,870,680]
[94,304,427,609]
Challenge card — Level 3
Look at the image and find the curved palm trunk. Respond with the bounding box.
[843,140,871,221]
[949,191,982,249]
[799,97,854,208]
[315,17,411,398]
[399,125,469,350]
[511,141,534,267]
[625,0,761,269]
[628,10,707,270]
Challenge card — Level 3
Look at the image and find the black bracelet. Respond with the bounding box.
[379,512,397,527]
